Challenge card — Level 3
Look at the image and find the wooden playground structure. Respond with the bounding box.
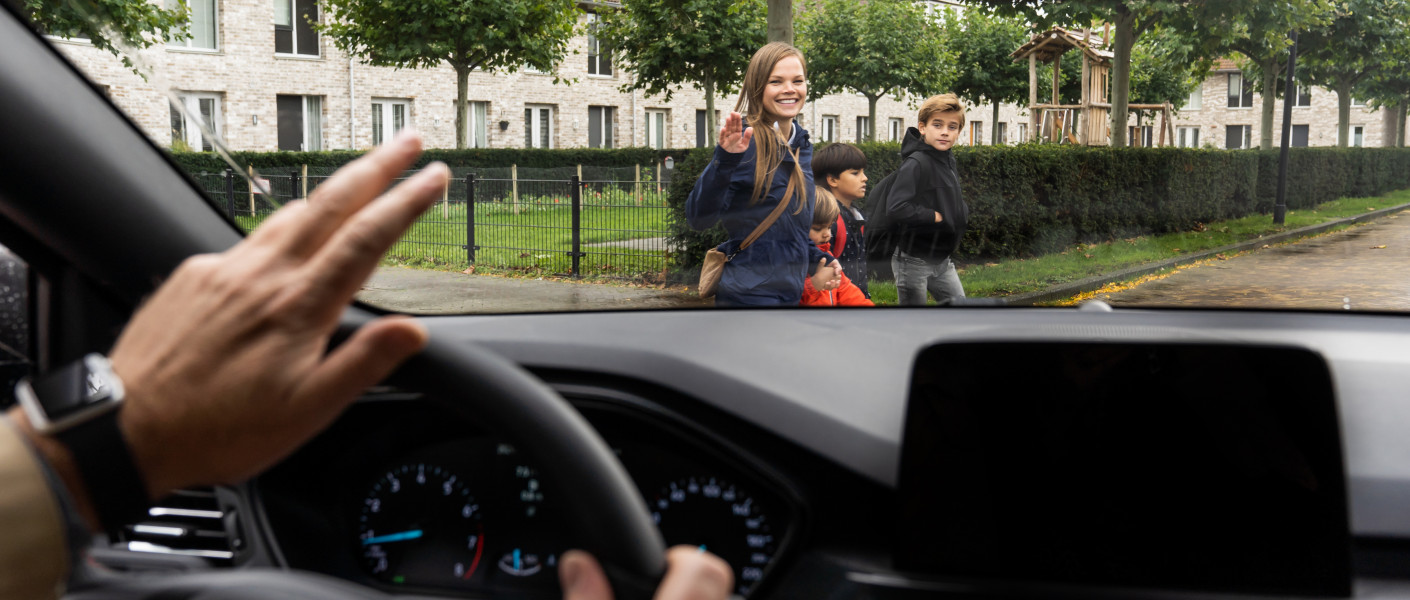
[1011,27,1176,146]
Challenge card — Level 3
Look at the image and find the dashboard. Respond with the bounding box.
[255,387,810,599]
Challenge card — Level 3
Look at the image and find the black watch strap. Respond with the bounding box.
[57,407,150,532]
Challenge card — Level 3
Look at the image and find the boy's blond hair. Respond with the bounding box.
[918,93,966,127]
[812,186,840,227]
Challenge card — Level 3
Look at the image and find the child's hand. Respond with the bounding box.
[718,111,753,154]
[811,258,843,291]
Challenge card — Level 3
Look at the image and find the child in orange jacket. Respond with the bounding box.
[802,187,874,307]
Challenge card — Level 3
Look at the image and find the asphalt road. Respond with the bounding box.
[1095,210,1410,311]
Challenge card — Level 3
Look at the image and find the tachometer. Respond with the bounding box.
[652,477,776,596]
[358,463,486,588]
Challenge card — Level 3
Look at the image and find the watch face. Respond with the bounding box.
[18,354,123,432]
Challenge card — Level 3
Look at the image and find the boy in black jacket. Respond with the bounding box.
[884,93,969,306]
[812,143,870,298]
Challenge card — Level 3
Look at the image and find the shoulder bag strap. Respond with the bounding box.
[730,174,798,260]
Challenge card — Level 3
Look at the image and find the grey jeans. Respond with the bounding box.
[892,248,965,306]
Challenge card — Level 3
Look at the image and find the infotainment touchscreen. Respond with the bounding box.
[896,342,1350,596]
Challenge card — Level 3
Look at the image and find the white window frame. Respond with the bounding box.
[970,121,983,145]
[586,14,612,77]
[1227,73,1253,109]
[1352,95,1367,108]
[820,116,838,143]
[645,109,668,149]
[1295,86,1313,108]
[466,101,489,148]
[168,0,218,51]
[889,118,904,142]
[855,116,870,143]
[171,92,222,151]
[1352,125,1365,147]
[274,0,318,57]
[1177,126,1200,148]
[1226,124,1251,149]
[302,95,322,151]
[524,104,554,149]
[995,122,1007,144]
[588,106,615,149]
[1186,86,1202,111]
[1017,123,1028,143]
[370,98,410,146]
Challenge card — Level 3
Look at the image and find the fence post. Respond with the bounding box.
[465,174,476,264]
[291,169,300,204]
[511,163,520,214]
[301,164,308,198]
[634,164,641,205]
[247,165,256,214]
[656,160,662,195]
[224,168,235,218]
[570,175,582,278]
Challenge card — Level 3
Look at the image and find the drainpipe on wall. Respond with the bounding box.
[349,57,356,150]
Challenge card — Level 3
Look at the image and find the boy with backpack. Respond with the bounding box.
[812,143,871,298]
[874,93,970,306]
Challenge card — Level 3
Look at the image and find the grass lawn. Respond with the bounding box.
[868,189,1410,306]
[237,186,673,279]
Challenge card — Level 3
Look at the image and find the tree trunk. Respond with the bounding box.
[705,77,717,147]
[1336,84,1351,147]
[1259,59,1279,150]
[454,64,470,150]
[868,93,880,143]
[1398,101,1407,148]
[1108,10,1136,148]
[992,100,1001,145]
[767,0,792,45]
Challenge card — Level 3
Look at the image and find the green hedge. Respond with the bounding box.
[170,146,703,175]
[666,144,1410,274]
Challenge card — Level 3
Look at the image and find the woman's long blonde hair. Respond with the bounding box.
[735,42,809,213]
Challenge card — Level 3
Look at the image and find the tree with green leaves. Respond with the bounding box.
[938,7,1030,145]
[316,0,579,149]
[596,0,766,148]
[1297,0,1409,146]
[797,0,951,142]
[1196,1,1331,149]
[18,0,188,71]
[974,0,1305,148]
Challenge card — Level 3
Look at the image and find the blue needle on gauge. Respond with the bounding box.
[363,530,424,545]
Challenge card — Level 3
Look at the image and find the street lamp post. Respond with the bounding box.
[1275,31,1299,225]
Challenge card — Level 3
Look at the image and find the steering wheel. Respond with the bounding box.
[67,328,667,600]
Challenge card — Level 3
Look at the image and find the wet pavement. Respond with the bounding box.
[357,266,706,314]
[1095,210,1410,311]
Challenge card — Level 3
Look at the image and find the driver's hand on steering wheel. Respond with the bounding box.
[560,546,733,600]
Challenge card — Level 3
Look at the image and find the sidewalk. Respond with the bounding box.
[357,267,706,314]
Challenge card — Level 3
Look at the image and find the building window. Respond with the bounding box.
[274,0,319,56]
[370,99,409,146]
[170,93,221,151]
[889,118,904,142]
[1227,73,1253,108]
[1132,125,1153,147]
[1295,86,1312,108]
[644,109,668,149]
[168,0,217,50]
[855,116,870,143]
[1225,124,1251,149]
[586,14,612,77]
[1352,95,1367,107]
[277,95,322,151]
[524,105,554,149]
[970,121,983,145]
[995,122,1008,144]
[1177,126,1200,148]
[466,101,489,148]
[588,106,615,149]
[696,110,719,148]
[1352,125,1364,147]
[819,116,837,143]
[1292,124,1309,147]
[1017,123,1027,143]
[1186,86,1202,111]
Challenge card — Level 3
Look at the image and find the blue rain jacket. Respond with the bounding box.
[687,124,829,306]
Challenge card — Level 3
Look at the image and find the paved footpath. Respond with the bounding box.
[1095,210,1410,310]
[356,267,706,314]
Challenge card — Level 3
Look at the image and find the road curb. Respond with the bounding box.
[1004,202,1410,306]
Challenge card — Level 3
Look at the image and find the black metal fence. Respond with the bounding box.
[197,165,675,280]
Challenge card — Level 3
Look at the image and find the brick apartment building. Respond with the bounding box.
[44,0,1403,153]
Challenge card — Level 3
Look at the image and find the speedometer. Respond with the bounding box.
[652,477,776,596]
[357,463,486,589]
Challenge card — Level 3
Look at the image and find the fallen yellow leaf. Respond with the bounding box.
[1372,245,1387,249]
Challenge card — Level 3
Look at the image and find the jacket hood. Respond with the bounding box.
[901,126,951,162]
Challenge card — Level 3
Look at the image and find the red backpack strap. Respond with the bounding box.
[834,214,847,256]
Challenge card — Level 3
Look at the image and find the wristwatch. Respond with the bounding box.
[16,353,149,530]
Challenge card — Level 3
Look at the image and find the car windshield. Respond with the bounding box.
[18,0,1410,315]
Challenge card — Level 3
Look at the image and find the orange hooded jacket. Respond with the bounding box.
[801,241,874,307]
